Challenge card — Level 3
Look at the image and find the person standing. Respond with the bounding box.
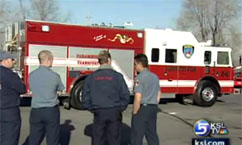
[28,50,65,145]
[0,51,26,145]
[131,54,161,145]
[82,50,130,145]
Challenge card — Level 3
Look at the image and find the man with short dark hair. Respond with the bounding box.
[131,53,161,145]
[0,51,26,145]
[82,50,130,145]
[28,50,65,145]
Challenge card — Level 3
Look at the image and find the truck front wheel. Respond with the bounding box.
[70,81,85,110]
[193,80,218,107]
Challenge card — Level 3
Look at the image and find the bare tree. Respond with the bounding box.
[207,0,239,45]
[177,0,210,42]
[0,0,9,30]
[0,0,25,29]
[0,0,27,49]
[29,0,69,22]
[18,0,27,20]
[228,24,242,66]
[177,0,240,44]
[0,0,71,50]
[177,0,241,66]
[0,0,10,49]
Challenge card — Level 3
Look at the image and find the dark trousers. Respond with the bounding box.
[29,106,60,145]
[131,105,159,145]
[0,107,21,145]
[92,107,122,145]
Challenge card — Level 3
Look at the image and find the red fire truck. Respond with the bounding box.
[234,55,242,92]
[3,20,235,108]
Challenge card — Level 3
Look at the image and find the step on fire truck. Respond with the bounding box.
[3,20,236,108]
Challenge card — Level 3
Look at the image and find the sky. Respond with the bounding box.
[58,0,182,29]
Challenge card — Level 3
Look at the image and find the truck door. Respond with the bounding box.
[215,51,234,93]
[203,50,233,93]
[149,48,178,93]
[203,50,214,75]
[163,48,178,93]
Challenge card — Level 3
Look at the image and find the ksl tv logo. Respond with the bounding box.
[193,119,229,137]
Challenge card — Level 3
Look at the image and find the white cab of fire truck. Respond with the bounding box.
[144,28,234,107]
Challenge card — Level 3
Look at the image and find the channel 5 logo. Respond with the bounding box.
[193,119,228,137]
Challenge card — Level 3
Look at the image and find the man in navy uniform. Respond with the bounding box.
[0,51,26,145]
[28,50,65,145]
[82,50,130,145]
[131,54,161,145]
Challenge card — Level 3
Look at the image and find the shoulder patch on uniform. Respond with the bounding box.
[135,79,140,86]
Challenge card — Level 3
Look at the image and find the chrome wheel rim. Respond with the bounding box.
[202,87,214,102]
[79,90,82,102]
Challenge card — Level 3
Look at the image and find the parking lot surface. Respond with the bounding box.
[19,94,241,145]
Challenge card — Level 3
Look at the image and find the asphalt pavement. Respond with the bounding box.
[18,94,241,145]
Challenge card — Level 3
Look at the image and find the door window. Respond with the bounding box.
[165,49,177,63]
[151,48,159,62]
[217,52,229,65]
[204,51,211,64]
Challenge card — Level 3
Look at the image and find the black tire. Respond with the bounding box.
[70,81,86,110]
[193,80,218,107]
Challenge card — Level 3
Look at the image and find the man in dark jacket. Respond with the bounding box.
[82,50,130,145]
[0,51,26,145]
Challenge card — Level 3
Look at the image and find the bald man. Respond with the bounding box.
[28,50,65,145]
